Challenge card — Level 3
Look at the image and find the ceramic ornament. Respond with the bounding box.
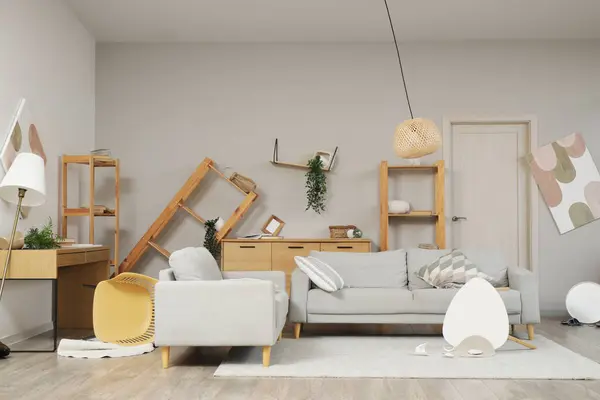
[443,278,509,353]
[388,200,410,214]
[566,282,600,323]
[215,217,225,232]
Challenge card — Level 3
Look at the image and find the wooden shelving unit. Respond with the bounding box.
[118,158,258,275]
[61,155,120,268]
[270,138,338,172]
[379,160,445,251]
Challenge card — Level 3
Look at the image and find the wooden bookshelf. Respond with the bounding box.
[379,160,445,251]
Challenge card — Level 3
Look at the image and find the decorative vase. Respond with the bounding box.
[389,200,410,214]
[215,217,225,231]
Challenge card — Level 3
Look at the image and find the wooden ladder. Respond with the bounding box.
[118,157,258,274]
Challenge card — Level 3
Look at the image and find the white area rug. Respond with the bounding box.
[214,336,600,379]
[57,339,155,359]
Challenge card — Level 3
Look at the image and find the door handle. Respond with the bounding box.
[451,216,467,222]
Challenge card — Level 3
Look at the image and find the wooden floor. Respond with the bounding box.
[2,318,600,399]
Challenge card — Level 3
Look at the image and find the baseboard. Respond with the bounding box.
[1,322,53,345]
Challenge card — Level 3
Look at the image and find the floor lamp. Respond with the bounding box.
[0,153,46,358]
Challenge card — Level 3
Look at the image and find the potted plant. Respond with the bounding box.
[24,218,62,249]
[203,218,220,261]
[305,155,327,214]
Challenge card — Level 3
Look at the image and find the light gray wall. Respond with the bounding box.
[96,41,600,314]
[0,0,96,339]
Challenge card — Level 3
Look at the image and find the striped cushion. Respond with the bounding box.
[294,256,344,292]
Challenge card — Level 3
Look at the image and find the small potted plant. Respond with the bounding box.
[203,218,220,261]
[24,218,62,249]
[305,155,327,214]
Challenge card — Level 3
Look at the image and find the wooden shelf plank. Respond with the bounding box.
[64,208,116,217]
[148,241,171,258]
[62,155,117,167]
[387,165,438,171]
[270,161,332,172]
[389,211,437,217]
[178,203,206,223]
[207,165,249,195]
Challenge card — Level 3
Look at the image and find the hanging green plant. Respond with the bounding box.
[305,156,327,214]
[203,218,220,261]
[24,218,63,249]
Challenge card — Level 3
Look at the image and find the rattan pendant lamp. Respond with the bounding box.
[383,0,441,162]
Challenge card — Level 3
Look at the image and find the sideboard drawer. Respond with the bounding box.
[320,242,371,253]
[272,242,320,293]
[222,242,272,271]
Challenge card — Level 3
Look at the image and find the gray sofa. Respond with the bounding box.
[290,248,540,339]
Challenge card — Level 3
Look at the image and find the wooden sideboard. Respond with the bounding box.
[221,239,372,293]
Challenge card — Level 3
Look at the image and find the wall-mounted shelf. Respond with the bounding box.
[270,139,338,172]
[389,210,437,217]
[380,160,445,251]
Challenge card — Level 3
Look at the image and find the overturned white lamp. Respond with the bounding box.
[0,153,46,357]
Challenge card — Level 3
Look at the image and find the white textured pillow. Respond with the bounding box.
[168,247,222,281]
[294,256,344,292]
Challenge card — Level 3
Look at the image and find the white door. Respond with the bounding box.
[446,123,531,269]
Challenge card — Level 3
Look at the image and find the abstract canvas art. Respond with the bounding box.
[527,133,600,234]
[0,99,47,218]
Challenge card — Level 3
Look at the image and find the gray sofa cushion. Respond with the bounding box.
[406,248,452,290]
[310,249,407,288]
[411,288,521,314]
[307,288,414,314]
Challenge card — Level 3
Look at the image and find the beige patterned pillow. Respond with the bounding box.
[417,250,483,288]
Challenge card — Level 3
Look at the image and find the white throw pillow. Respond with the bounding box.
[168,247,222,281]
[294,256,344,292]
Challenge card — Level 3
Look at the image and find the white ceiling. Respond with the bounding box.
[66,0,600,43]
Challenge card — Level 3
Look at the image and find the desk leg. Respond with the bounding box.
[52,278,58,351]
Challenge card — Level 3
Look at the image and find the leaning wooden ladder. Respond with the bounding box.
[118,157,258,274]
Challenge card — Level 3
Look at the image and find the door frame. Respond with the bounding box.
[442,115,539,272]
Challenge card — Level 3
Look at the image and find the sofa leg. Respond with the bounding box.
[294,323,302,339]
[527,324,535,340]
[161,346,170,369]
[262,346,271,367]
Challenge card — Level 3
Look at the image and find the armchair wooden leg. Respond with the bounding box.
[161,346,170,369]
[278,332,282,342]
[294,323,302,339]
[262,346,271,367]
[527,324,535,340]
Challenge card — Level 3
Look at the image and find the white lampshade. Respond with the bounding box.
[0,153,46,206]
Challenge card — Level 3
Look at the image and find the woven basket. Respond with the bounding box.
[329,225,357,239]
[230,173,256,193]
[394,118,442,159]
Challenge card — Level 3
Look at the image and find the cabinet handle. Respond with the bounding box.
[288,246,304,249]
[337,246,353,249]
[239,245,256,249]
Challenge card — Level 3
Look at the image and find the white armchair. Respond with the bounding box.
[155,269,288,368]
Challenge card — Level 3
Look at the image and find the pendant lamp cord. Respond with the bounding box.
[383,0,414,119]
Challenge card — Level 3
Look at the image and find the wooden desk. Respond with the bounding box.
[0,246,110,351]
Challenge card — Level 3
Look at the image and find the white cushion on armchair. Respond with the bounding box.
[168,247,222,281]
